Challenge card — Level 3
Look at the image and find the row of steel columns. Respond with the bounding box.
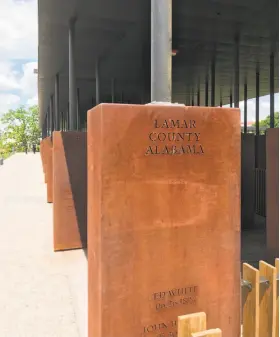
[42,0,276,138]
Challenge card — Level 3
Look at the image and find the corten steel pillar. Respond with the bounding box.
[205,76,209,106]
[151,0,172,102]
[244,83,248,134]
[54,73,60,130]
[234,34,240,108]
[111,78,115,103]
[95,59,100,105]
[211,58,215,107]
[69,18,77,130]
[270,53,275,128]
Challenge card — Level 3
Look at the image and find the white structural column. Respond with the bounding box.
[151,0,172,102]
[69,18,77,130]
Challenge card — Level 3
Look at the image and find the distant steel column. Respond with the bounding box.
[77,88,80,130]
[270,53,275,128]
[96,58,100,105]
[151,0,172,102]
[42,113,47,138]
[111,78,115,103]
[211,58,215,106]
[49,96,53,136]
[191,89,194,106]
[256,69,260,136]
[205,76,209,106]
[230,90,233,107]
[69,18,77,130]
[46,110,49,136]
[197,86,200,106]
[220,98,222,107]
[234,34,240,107]
[244,82,248,134]
[54,73,60,130]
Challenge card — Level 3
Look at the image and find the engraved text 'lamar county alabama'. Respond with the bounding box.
[145,119,205,156]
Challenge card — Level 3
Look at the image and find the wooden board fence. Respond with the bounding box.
[177,259,279,337]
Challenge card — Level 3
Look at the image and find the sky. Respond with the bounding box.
[0,0,278,122]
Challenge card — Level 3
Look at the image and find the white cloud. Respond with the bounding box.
[27,95,38,106]
[0,0,37,61]
[0,93,20,115]
[0,0,38,115]
[225,93,279,122]
[19,61,38,97]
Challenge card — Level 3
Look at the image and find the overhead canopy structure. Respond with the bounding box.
[38,0,279,131]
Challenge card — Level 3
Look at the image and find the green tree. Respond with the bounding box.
[259,112,279,128]
[0,105,40,157]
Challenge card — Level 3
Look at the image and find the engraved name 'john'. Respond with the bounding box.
[145,119,205,156]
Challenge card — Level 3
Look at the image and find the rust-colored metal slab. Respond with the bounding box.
[266,128,279,262]
[53,131,87,251]
[87,104,241,337]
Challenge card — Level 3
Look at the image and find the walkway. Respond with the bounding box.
[0,154,87,337]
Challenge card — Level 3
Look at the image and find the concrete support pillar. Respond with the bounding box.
[54,73,60,131]
[234,34,240,108]
[205,76,209,106]
[256,69,260,136]
[151,0,172,102]
[111,78,115,103]
[244,82,248,134]
[69,18,77,130]
[96,59,100,105]
[270,53,275,128]
[211,58,215,107]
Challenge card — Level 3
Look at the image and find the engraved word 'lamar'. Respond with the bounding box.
[154,119,196,129]
[145,145,204,156]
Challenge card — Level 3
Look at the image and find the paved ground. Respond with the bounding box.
[0,153,266,337]
[0,153,87,337]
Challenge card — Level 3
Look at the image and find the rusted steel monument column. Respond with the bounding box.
[151,0,172,102]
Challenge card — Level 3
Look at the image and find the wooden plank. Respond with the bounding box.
[191,328,222,337]
[275,258,279,337]
[242,263,259,337]
[178,312,207,337]
[259,260,277,337]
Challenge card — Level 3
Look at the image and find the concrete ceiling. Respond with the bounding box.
[38,0,279,125]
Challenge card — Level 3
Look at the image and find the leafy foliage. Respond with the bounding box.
[0,105,40,157]
[259,112,279,128]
